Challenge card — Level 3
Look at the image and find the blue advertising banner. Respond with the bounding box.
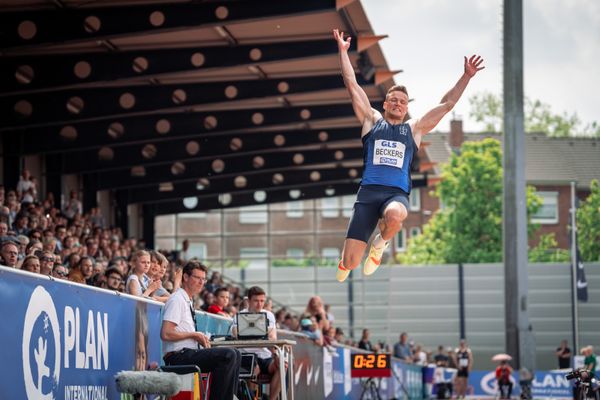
[469,370,573,399]
[0,268,163,400]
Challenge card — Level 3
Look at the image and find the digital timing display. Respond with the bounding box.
[350,353,392,378]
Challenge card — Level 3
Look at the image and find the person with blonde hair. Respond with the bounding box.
[126,250,160,297]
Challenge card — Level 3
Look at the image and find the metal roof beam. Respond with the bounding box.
[94,146,364,191]
[152,175,428,215]
[0,0,337,49]
[126,165,363,204]
[1,74,371,128]
[4,102,357,154]
[62,127,360,174]
[153,181,361,215]
[1,38,357,93]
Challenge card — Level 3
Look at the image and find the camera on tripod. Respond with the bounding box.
[567,369,592,382]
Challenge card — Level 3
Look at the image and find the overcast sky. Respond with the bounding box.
[361,0,600,133]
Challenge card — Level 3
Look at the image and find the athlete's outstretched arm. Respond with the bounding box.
[333,29,376,127]
[412,55,485,142]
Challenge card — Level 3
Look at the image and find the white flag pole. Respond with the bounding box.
[570,181,579,354]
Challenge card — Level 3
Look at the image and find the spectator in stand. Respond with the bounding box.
[42,237,57,254]
[413,343,428,365]
[207,287,230,317]
[21,254,41,274]
[85,237,100,258]
[16,169,34,200]
[100,266,121,291]
[583,345,597,373]
[52,264,69,280]
[325,303,335,324]
[555,339,572,369]
[300,317,324,346]
[204,270,223,294]
[264,298,273,312]
[39,250,55,276]
[334,327,345,344]
[90,272,107,288]
[177,239,190,264]
[126,250,160,298]
[63,190,82,221]
[13,214,29,236]
[303,295,330,332]
[25,239,42,256]
[0,221,8,238]
[393,332,413,362]
[275,308,287,329]
[454,339,473,400]
[323,326,338,347]
[358,329,374,351]
[200,291,215,312]
[148,250,176,303]
[434,345,449,367]
[78,256,95,285]
[0,241,19,268]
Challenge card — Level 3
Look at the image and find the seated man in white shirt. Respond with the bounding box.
[234,286,283,400]
[161,261,241,400]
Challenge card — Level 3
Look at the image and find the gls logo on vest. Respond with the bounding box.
[23,286,61,400]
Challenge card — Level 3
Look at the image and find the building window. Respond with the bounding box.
[239,204,268,224]
[321,247,340,260]
[178,212,207,219]
[188,242,207,260]
[395,229,407,252]
[240,247,268,268]
[342,195,355,218]
[286,248,305,259]
[286,201,304,218]
[532,191,559,224]
[321,197,339,218]
[410,188,421,211]
[410,227,421,237]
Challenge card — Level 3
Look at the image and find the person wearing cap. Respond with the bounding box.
[300,317,324,346]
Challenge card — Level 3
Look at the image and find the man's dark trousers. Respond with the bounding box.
[165,347,241,400]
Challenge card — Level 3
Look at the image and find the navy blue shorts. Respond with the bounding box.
[346,185,410,243]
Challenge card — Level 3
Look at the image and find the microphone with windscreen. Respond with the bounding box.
[115,370,182,396]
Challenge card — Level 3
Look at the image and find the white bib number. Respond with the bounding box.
[373,139,405,169]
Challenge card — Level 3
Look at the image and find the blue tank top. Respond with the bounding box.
[361,118,418,193]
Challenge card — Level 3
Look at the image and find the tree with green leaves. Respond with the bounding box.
[577,179,600,262]
[399,138,542,264]
[468,91,600,137]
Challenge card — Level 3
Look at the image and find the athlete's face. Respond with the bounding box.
[383,91,409,121]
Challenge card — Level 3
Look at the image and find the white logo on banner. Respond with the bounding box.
[373,140,405,169]
[22,286,61,400]
[480,371,500,395]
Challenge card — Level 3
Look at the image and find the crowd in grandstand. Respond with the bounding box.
[1,171,474,375]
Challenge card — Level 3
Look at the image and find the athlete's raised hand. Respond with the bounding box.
[464,54,485,77]
[333,29,351,53]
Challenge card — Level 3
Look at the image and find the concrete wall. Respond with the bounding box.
[224,262,600,370]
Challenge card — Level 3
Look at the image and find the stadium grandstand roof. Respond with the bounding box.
[0,0,429,216]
